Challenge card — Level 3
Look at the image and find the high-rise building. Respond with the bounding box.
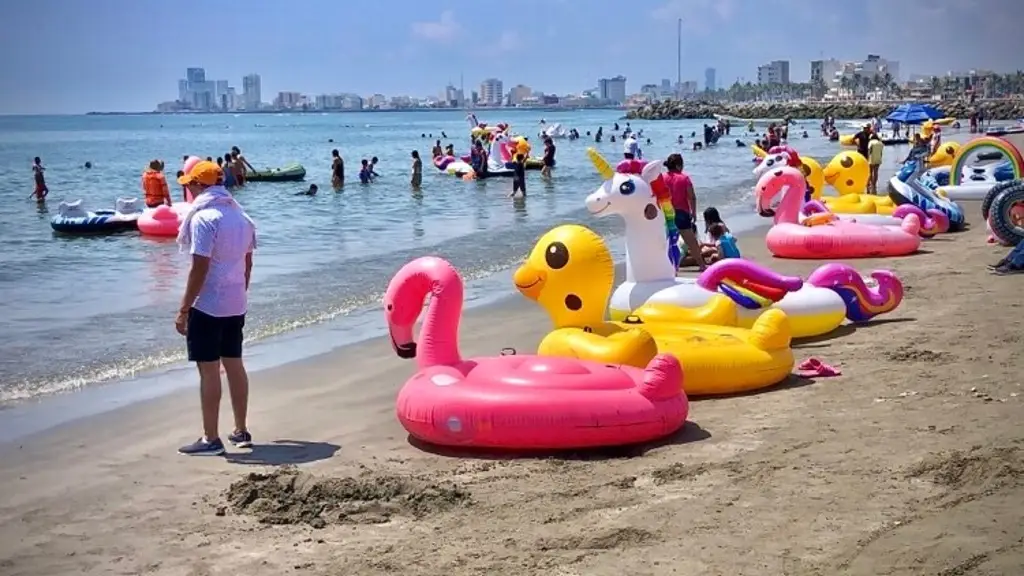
[186,67,206,84]
[705,67,717,91]
[508,84,532,106]
[597,75,627,104]
[479,78,503,106]
[242,74,262,110]
[444,84,464,107]
[177,79,189,103]
[810,59,842,86]
[757,60,791,85]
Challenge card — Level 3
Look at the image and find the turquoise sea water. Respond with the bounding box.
[0,110,840,404]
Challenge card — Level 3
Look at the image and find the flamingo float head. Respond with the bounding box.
[383,256,463,360]
[755,166,806,222]
[584,147,664,221]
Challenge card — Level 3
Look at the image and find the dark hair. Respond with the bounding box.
[231,146,240,154]
[206,156,212,161]
[176,170,185,177]
[361,158,368,166]
[309,184,318,191]
[34,156,41,164]
[216,157,223,166]
[332,149,339,157]
[411,150,419,158]
[183,155,189,162]
[371,156,378,163]
[708,222,727,239]
[224,153,232,163]
[704,207,723,226]
[663,153,683,171]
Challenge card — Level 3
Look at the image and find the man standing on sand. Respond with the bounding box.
[174,160,258,456]
[867,133,883,195]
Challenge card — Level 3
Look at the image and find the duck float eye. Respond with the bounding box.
[564,294,582,311]
[545,241,569,269]
[840,155,854,169]
[619,180,636,195]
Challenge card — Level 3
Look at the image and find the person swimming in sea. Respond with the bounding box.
[295,184,318,196]
[31,157,48,202]
[359,159,374,184]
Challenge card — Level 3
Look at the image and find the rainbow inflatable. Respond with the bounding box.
[950,136,1023,185]
[937,136,1024,201]
[650,176,681,268]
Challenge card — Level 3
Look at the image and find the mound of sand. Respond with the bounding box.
[225,466,470,528]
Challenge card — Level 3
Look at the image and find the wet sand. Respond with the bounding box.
[2,199,1023,576]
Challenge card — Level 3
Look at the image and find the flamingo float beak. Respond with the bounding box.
[388,324,417,359]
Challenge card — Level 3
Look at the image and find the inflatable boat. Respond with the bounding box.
[246,163,306,182]
[50,198,143,235]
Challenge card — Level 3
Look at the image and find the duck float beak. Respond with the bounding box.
[822,164,839,185]
[513,264,547,301]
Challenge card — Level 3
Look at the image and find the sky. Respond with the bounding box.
[0,0,1021,114]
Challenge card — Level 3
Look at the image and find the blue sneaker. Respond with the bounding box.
[178,437,226,456]
[228,429,253,448]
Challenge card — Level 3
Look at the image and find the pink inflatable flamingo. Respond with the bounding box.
[383,256,688,450]
[758,167,922,259]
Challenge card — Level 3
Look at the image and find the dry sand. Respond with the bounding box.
[2,201,1023,576]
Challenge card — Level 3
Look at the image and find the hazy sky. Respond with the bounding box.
[0,0,1020,114]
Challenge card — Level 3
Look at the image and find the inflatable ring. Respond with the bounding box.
[988,180,1024,247]
[981,179,1021,221]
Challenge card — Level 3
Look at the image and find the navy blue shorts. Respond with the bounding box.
[674,210,694,232]
[186,308,245,363]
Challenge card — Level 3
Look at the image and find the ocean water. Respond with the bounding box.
[0,110,840,404]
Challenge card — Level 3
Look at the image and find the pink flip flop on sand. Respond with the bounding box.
[796,357,842,378]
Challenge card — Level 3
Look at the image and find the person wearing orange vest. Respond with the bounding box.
[142,160,172,208]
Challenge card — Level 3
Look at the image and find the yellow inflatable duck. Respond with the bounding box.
[515,225,794,396]
[800,156,826,200]
[821,151,896,215]
[927,141,960,167]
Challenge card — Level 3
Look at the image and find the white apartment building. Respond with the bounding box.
[757,60,790,85]
[479,78,503,106]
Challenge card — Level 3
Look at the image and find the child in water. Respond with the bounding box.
[295,184,318,196]
[359,159,373,184]
[509,154,526,198]
[31,157,48,202]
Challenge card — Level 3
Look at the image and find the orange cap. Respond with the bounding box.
[177,160,223,186]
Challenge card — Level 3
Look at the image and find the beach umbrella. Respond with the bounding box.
[886,103,943,125]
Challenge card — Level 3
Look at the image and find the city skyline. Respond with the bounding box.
[1,0,1022,114]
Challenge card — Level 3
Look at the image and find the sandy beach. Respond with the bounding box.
[2,196,1023,575]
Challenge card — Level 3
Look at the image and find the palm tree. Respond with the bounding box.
[930,76,942,97]
[839,76,851,99]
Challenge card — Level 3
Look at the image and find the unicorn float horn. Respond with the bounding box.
[587,147,615,180]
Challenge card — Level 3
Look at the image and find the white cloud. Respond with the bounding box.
[496,30,521,52]
[410,11,460,43]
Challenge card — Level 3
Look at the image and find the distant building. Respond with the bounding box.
[367,93,387,108]
[757,60,790,85]
[470,91,479,105]
[810,59,842,87]
[242,74,262,110]
[274,91,305,109]
[443,84,464,107]
[186,68,206,84]
[508,84,532,106]
[705,68,716,91]
[315,93,363,110]
[479,78,503,106]
[679,80,698,96]
[597,75,627,104]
